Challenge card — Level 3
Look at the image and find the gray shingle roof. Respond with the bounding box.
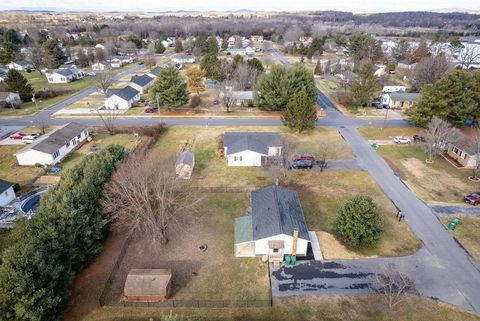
[390,92,422,102]
[235,214,253,244]
[131,74,154,87]
[17,122,87,155]
[54,69,74,77]
[0,179,13,194]
[149,66,161,76]
[176,151,194,166]
[109,86,139,101]
[224,132,281,155]
[251,185,309,241]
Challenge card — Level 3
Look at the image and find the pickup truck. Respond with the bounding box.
[464,192,480,206]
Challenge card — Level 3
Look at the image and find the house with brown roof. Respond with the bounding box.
[446,133,479,168]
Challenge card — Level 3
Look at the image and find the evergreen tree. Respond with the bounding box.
[155,40,166,54]
[186,67,205,95]
[221,38,229,51]
[348,32,382,62]
[174,39,183,53]
[281,91,317,133]
[206,36,219,55]
[0,42,19,65]
[314,60,322,75]
[306,37,324,59]
[333,195,384,247]
[406,69,480,127]
[150,65,190,109]
[4,69,34,101]
[42,39,66,68]
[247,57,264,73]
[200,53,224,81]
[350,64,380,107]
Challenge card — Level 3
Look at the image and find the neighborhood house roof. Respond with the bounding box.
[149,66,161,76]
[176,151,194,167]
[0,92,15,101]
[17,122,87,155]
[124,269,171,297]
[109,86,139,101]
[0,179,13,194]
[452,133,478,155]
[390,92,422,102]
[131,74,154,87]
[53,69,74,77]
[224,132,281,156]
[251,185,310,241]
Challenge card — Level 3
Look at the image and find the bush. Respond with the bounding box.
[336,91,353,107]
[0,145,126,321]
[189,94,201,108]
[333,195,384,248]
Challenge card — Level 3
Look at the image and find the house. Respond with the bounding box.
[0,179,16,207]
[228,36,236,46]
[175,151,195,179]
[397,60,417,70]
[227,48,246,56]
[104,86,140,110]
[226,91,254,106]
[147,66,162,78]
[373,64,387,77]
[382,86,406,93]
[171,55,196,64]
[15,123,89,166]
[204,79,217,89]
[130,74,155,93]
[223,132,282,167]
[108,58,123,68]
[7,61,33,71]
[123,269,172,302]
[245,46,255,56]
[92,61,112,71]
[94,43,105,50]
[46,69,75,83]
[58,64,79,70]
[0,92,21,107]
[234,185,310,258]
[386,92,422,109]
[446,133,479,168]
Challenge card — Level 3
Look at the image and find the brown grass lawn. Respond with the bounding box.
[292,170,420,258]
[66,93,105,109]
[358,126,424,140]
[83,295,480,321]
[378,145,479,203]
[442,216,480,261]
[0,145,44,189]
[153,126,353,188]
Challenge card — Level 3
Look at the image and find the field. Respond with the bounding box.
[66,93,105,109]
[443,216,480,261]
[83,295,480,321]
[358,126,423,140]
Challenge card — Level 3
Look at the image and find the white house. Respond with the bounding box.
[373,64,387,77]
[171,55,196,64]
[15,123,89,166]
[227,48,246,56]
[94,43,106,50]
[234,185,310,258]
[223,132,282,167]
[0,179,16,207]
[382,86,406,93]
[7,61,33,71]
[397,60,417,70]
[92,61,112,71]
[245,46,255,56]
[46,69,75,83]
[0,92,21,107]
[104,86,140,110]
[130,74,155,93]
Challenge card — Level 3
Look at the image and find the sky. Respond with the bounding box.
[1,0,479,13]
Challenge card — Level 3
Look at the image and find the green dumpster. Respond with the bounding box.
[290,256,297,265]
[285,255,291,265]
[371,143,379,150]
[448,218,461,230]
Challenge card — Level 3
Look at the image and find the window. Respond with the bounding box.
[53,151,60,159]
[273,248,279,253]
[77,134,81,139]
[66,141,70,148]
[461,152,467,160]
[234,156,242,162]
[72,138,77,146]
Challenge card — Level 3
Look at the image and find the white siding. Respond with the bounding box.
[105,94,139,110]
[226,150,265,167]
[0,186,16,206]
[47,73,72,84]
[254,234,309,256]
[267,146,282,156]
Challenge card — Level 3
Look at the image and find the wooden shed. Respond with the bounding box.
[175,151,195,179]
[123,269,172,302]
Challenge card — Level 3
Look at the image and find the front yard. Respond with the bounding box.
[443,216,480,261]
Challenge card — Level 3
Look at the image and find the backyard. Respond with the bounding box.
[0,145,44,189]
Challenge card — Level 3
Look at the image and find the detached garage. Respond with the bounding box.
[124,269,172,302]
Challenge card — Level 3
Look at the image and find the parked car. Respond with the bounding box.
[413,134,426,143]
[464,192,480,206]
[393,136,412,144]
[144,107,158,113]
[9,132,26,140]
[290,154,315,169]
[86,71,96,76]
[21,133,42,144]
[371,100,383,109]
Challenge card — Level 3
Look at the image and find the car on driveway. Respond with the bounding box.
[413,134,426,143]
[22,133,42,144]
[9,132,26,140]
[464,192,480,206]
[393,136,411,144]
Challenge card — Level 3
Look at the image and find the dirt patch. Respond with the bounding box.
[401,158,427,179]
[317,231,377,260]
[383,156,407,180]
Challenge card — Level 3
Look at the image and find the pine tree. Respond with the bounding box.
[5,69,34,102]
[174,39,183,53]
[155,41,166,54]
[314,60,322,75]
[281,91,317,133]
[247,58,264,73]
[333,195,384,247]
[186,67,205,95]
[42,39,66,68]
[206,36,219,55]
[150,65,190,109]
[350,64,380,107]
[200,53,224,81]
[221,38,229,51]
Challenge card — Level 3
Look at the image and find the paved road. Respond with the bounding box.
[430,204,480,217]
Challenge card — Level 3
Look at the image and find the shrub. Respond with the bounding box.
[333,195,384,247]
[336,91,353,107]
[189,94,201,108]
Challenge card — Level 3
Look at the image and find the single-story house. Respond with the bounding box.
[58,64,79,70]
[104,86,140,110]
[147,66,161,78]
[373,64,387,77]
[107,58,123,68]
[227,48,246,56]
[123,269,172,302]
[7,61,33,71]
[46,69,75,83]
[382,85,406,93]
[234,185,310,258]
[386,92,422,109]
[175,151,195,179]
[245,46,255,56]
[446,133,479,168]
[223,132,282,167]
[397,60,417,70]
[92,61,112,71]
[0,92,21,107]
[130,74,155,93]
[171,55,196,64]
[0,179,16,207]
[15,122,89,166]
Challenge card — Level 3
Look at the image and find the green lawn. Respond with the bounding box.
[83,295,480,321]
[0,145,44,189]
[443,216,480,261]
[378,144,478,203]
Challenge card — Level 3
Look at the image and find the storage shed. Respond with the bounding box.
[123,269,172,302]
[175,151,195,179]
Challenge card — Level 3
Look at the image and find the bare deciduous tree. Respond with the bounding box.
[413,53,452,89]
[457,45,480,70]
[102,151,201,244]
[317,139,337,172]
[266,136,297,184]
[216,80,237,113]
[232,63,259,91]
[424,117,460,162]
[97,107,120,136]
[35,120,48,134]
[468,128,480,180]
[96,75,113,95]
[375,264,415,310]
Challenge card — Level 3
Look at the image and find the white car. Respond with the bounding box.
[393,136,412,144]
[22,133,41,144]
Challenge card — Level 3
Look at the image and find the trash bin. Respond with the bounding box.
[371,143,379,150]
[285,255,291,265]
[290,256,296,265]
[448,218,461,230]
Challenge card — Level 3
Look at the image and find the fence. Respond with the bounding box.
[116,299,272,308]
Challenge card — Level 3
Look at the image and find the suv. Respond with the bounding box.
[290,154,315,169]
[21,133,42,144]
[393,136,412,144]
[464,192,480,206]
